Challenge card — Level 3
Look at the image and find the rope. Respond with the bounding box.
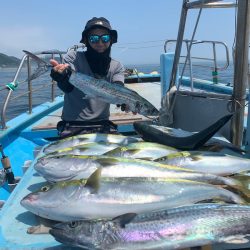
[227,95,248,114]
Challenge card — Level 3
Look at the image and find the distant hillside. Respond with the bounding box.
[0,53,21,68]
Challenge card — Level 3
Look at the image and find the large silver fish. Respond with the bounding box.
[34,155,241,189]
[23,50,159,116]
[20,170,245,222]
[156,151,250,176]
[42,133,140,154]
[104,141,178,160]
[50,203,250,249]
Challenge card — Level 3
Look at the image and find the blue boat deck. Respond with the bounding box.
[0,156,63,249]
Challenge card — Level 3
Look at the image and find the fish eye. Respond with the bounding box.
[41,185,50,192]
[69,221,78,228]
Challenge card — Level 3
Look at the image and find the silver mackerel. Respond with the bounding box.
[50,203,250,250]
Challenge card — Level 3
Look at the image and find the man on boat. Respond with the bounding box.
[50,17,129,138]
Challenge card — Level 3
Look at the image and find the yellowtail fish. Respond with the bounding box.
[34,155,241,189]
[23,50,159,116]
[42,133,140,154]
[104,141,178,160]
[44,142,119,157]
[156,151,250,176]
[20,169,244,222]
[50,203,250,249]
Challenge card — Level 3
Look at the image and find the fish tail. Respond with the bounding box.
[23,50,51,81]
[228,174,250,202]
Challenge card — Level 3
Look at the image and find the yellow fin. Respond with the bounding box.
[95,158,120,167]
[84,168,102,193]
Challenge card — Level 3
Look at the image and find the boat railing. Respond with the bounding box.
[164,39,230,86]
[0,50,66,130]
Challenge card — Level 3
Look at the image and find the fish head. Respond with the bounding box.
[20,183,62,215]
[34,155,84,182]
[21,180,87,220]
[50,219,112,249]
[135,101,159,116]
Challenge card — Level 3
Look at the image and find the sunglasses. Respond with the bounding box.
[88,34,111,44]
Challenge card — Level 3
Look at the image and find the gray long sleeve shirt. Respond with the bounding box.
[61,50,124,122]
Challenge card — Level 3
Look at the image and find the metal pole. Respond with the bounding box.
[27,56,32,114]
[51,54,55,102]
[187,1,236,9]
[231,0,250,146]
[186,41,194,91]
[168,0,188,90]
[186,0,221,9]
[0,56,27,129]
[212,42,218,84]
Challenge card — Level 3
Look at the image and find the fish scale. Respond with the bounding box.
[49,204,250,250]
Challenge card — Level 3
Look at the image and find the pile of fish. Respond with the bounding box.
[20,132,250,249]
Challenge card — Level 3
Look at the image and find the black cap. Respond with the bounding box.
[80,17,118,44]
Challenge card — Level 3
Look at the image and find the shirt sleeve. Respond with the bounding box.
[112,61,125,84]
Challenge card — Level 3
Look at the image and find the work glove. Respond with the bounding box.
[50,68,74,93]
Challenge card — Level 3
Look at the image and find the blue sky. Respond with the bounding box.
[0,0,236,64]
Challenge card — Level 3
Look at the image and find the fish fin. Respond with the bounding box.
[134,114,233,150]
[158,151,191,161]
[84,168,102,193]
[123,149,140,154]
[138,157,154,161]
[189,113,233,150]
[229,174,250,200]
[112,213,137,228]
[221,235,250,244]
[95,158,120,167]
[23,50,52,81]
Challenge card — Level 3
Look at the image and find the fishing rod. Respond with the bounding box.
[0,144,15,184]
